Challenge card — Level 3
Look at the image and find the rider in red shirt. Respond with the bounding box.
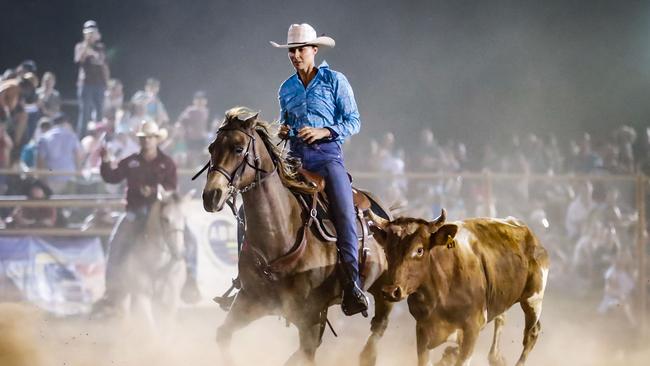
[93,120,200,316]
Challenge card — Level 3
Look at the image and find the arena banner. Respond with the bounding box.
[184,199,239,304]
[0,200,240,313]
[0,236,105,316]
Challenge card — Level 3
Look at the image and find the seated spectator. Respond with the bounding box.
[37,113,83,193]
[131,78,169,126]
[0,120,14,192]
[80,121,108,170]
[20,116,51,168]
[565,181,594,241]
[103,78,124,120]
[36,71,61,117]
[597,250,636,326]
[6,178,57,228]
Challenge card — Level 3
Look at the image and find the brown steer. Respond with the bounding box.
[368,210,549,366]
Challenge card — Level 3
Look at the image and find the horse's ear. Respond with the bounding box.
[157,184,174,201]
[242,112,259,130]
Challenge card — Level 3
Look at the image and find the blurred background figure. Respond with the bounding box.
[5,178,57,228]
[37,113,83,193]
[175,90,209,167]
[131,78,169,127]
[37,71,61,117]
[75,20,109,137]
[103,78,124,120]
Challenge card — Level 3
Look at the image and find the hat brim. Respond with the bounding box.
[270,36,335,49]
[136,129,168,141]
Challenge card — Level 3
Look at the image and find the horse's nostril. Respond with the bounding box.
[392,287,401,299]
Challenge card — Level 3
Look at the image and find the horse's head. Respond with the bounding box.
[151,189,194,257]
[202,107,275,212]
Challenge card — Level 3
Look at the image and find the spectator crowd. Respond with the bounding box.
[1,20,649,326]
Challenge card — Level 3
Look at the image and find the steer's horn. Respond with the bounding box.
[428,208,447,231]
[367,209,389,229]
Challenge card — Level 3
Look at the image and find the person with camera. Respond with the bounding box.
[74,20,109,137]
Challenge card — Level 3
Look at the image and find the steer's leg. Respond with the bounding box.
[360,294,394,366]
[488,314,507,366]
[454,324,479,366]
[515,301,541,366]
[216,290,266,365]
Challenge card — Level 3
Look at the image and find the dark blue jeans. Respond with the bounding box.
[291,140,360,281]
[77,84,105,136]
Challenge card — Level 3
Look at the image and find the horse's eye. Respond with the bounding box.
[234,146,244,154]
[415,247,424,257]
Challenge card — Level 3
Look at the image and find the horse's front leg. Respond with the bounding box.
[360,291,394,366]
[216,289,267,364]
[284,307,328,366]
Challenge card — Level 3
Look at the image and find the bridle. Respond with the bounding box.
[192,126,277,219]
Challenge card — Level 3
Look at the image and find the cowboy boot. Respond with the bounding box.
[339,261,369,317]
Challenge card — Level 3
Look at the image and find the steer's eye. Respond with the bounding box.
[414,247,425,258]
[234,146,244,154]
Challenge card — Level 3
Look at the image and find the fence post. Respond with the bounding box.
[636,174,647,339]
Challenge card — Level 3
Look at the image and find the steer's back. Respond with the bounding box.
[452,217,549,321]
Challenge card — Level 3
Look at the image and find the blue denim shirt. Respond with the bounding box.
[278,61,360,145]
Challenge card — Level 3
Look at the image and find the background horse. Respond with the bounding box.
[116,189,193,335]
[201,107,400,366]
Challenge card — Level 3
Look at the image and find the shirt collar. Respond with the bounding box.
[291,60,330,83]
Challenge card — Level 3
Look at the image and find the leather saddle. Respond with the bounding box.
[295,168,392,243]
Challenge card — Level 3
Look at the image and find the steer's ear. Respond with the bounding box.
[428,223,458,250]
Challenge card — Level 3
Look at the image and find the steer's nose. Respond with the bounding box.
[381,285,403,302]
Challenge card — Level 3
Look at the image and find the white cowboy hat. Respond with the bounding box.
[270,23,335,48]
[135,120,168,140]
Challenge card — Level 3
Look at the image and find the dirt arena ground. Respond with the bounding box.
[1,288,648,366]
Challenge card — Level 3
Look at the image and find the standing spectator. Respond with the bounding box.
[175,90,209,167]
[103,78,124,119]
[131,78,169,126]
[37,71,61,117]
[37,114,83,193]
[75,20,109,137]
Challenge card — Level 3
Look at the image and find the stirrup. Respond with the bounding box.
[213,294,237,311]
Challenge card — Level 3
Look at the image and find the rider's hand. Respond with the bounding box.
[140,185,153,197]
[297,127,331,144]
[278,125,290,140]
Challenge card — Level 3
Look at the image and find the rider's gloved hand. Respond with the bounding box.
[278,124,290,140]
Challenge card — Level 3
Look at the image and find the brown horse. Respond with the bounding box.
[201,107,410,365]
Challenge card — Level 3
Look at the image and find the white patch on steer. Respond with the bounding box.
[451,227,474,254]
[445,329,460,344]
[482,309,488,325]
[527,267,549,322]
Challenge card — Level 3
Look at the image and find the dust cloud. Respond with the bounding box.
[0,290,648,366]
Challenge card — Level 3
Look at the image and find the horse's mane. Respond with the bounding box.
[220,107,318,194]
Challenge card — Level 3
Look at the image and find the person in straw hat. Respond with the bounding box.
[93,120,200,316]
[272,23,368,316]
